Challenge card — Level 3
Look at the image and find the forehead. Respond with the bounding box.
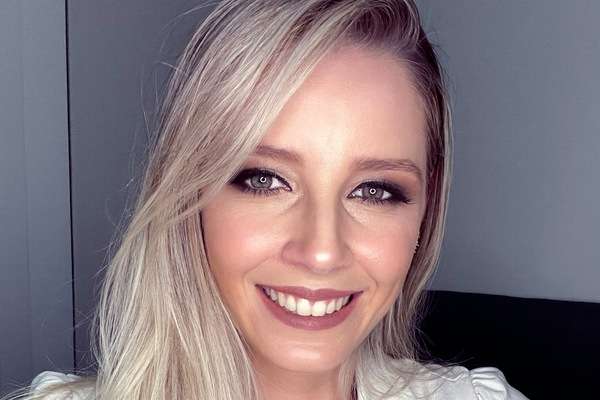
[260,45,428,173]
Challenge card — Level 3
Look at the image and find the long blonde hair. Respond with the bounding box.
[6,0,453,399]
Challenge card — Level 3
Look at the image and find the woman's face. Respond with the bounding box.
[201,45,427,377]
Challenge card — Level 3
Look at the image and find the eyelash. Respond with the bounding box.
[229,168,412,206]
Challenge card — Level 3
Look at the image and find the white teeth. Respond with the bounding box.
[325,299,336,314]
[285,295,296,312]
[269,288,277,301]
[262,286,353,317]
[311,300,327,317]
[296,298,312,316]
[277,292,286,307]
[335,297,343,311]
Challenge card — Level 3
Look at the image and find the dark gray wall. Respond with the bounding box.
[0,0,208,390]
[416,0,600,302]
[0,0,72,395]
[66,0,213,370]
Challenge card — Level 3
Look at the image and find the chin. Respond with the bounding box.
[254,339,354,374]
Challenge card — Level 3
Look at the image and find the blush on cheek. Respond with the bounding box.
[358,231,416,280]
[377,250,413,281]
[203,206,283,277]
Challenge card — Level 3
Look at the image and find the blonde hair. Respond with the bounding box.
[5,0,453,399]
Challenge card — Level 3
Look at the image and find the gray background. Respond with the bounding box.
[0,0,73,394]
[1,0,598,394]
[418,0,600,302]
[66,0,203,372]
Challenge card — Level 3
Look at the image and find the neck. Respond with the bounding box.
[257,370,341,400]
[252,358,356,400]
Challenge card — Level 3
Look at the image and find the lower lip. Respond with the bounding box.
[256,285,361,331]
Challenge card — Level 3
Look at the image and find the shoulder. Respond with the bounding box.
[465,366,529,400]
[419,363,529,400]
[30,371,95,400]
[359,358,529,400]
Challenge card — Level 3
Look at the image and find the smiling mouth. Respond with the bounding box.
[259,285,357,317]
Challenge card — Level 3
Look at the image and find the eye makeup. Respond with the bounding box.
[350,179,412,205]
[229,167,292,197]
[228,167,414,206]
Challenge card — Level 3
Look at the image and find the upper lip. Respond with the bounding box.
[258,284,362,301]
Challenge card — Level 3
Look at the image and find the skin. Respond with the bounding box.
[201,44,428,400]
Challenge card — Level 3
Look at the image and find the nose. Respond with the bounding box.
[281,196,353,274]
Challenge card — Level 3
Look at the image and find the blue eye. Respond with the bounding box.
[229,168,291,197]
[229,168,412,205]
[348,181,411,205]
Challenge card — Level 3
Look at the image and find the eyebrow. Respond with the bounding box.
[251,144,424,183]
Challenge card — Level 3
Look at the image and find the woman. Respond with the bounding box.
[8,0,528,399]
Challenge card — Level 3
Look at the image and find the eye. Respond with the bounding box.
[348,181,411,206]
[229,168,412,206]
[229,168,291,197]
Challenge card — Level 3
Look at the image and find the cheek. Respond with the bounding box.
[369,240,413,284]
[352,212,419,282]
[351,214,419,311]
[201,201,283,289]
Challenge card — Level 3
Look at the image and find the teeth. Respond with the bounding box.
[310,300,327,317]
[325,299,336,314]
[335,297,343,311]
[296,298,311,316]
[262,287,353,317]
[285,295,296,312]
